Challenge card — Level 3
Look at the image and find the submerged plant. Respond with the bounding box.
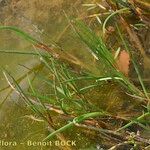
[0,1,150,149]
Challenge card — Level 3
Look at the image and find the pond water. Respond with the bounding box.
[0,0,149,150]
[0,1,104,150]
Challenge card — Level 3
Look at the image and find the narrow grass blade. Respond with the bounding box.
[116,24,150,104]
[43,111,107,141]
[116,112,150,132]
[102,8,129,34]
[0,26,38,44]
[73,20,116,70]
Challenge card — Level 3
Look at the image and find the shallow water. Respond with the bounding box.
[0,0,149,150]
[0,1,104,150]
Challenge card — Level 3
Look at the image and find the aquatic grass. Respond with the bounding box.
[0,62,44,110]
[0,13,149,147]
[113,23,150,131]
[39,56,72,99]
[102,7,129,34]
[0,26,86,72]
[2,69,49,122]
[72,21,116,70]
[43,111,108,141]
[25,91,55,103]
[116,24,150,105]
[3,63,73,149]
[0,26,38,44]
[0,24,147,141]
[27,76,50,117]
[31,50,90,114]
[69,19,150,134]
[39,52,78,93]
[116,111,150,132]
[72,20,145,98]
[0,49,50,58]
[38,17,149,140]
